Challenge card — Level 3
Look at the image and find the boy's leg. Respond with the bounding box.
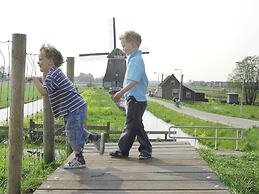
[80,103,104,154]
[110,97,139,157]
[135,102,152,159]
[137,123,152,155]
[84,130,105,154]
[137,126,152,160]
[64,105,87,169]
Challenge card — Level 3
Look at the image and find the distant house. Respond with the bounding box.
[158,74,207,102]
[103,48,126,89]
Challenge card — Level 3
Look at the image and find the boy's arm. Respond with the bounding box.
[32,77,48,96]
[113,80,137,102]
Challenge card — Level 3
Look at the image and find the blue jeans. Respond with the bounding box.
[64,104,89,152]
[118,96,152,156]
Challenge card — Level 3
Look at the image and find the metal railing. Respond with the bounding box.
[169,126,244,150]
[27,120,244,150]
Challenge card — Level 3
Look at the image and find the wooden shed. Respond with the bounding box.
[227,92,239,104]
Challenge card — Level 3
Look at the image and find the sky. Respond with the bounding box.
[1,0,259,82]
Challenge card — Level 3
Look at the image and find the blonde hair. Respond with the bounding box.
[119,31,142,48]
[40,44,64,67]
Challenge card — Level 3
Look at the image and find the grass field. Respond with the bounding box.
[81,88,125,130]
[182,100,259,121]
[147,100,259,194]
[0,81,42,109]
[147,101,239,150]
[154,94,259,121]
[0,88,125,193]
[0,88,258,193]
[170,83,259,121]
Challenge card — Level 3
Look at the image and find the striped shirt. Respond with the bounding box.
[43,67,86,118]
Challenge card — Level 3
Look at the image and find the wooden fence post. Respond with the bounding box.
[106,122,110,142]
[8,33,26,194]
[66,57,74,83]
[43,72,55,163]
[66,57,75,154]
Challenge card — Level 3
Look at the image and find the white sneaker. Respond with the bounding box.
[63,157,86,169]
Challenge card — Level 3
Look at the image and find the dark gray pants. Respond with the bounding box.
[118,96,152,156]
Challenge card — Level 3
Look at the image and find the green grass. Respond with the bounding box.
[81,88,125,131]
[182,100,259,121]
[191,86,230,101]
[0,88,126,193]
[199,148,259,194]
[21,154,67,193]
[81,88,126,140]
[189,85,259,104]
[1,88,258,193]
[147,100,259,194]
[0,81,42,109]
[0,135,67,194]
[187,85,259,120]
[0,143,8,193]
[241,128,259,152]
[147,100,259,152]
[147,101,240,150]
[154,96,259,121]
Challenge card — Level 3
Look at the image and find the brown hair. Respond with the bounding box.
[40,44,64,67]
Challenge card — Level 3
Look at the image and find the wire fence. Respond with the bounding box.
[0,38,68,193]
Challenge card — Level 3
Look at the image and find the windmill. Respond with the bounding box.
[79,17,149,89]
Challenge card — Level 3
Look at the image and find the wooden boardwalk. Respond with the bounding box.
[34,142,229,194]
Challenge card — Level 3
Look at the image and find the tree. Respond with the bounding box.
[75,72,94,83]
[229,56,259,105]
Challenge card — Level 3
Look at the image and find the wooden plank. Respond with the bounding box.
[86,155,207,166]
[89,148,196,153]
[85,155,204,162]
[103,141,191,146]
[88,148,197,153]
[38,180,227,190]
[47,171,220,181]
[67,165,212,173]
[84,152,204,160]
[33,142,229,194]
[34,190,230,194]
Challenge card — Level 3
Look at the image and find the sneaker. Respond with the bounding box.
[63,156,86,169]
[92,133,105,154]
[139,153,152,160]
[109,150,128,158]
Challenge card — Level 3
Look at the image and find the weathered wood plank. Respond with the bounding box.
[47,171,220,181]
[85,158,208,166]
[33,142,229,194]
[84,152,204,160]
[68,165,211,173]
[103,141,191,146]
[86,150,199,156]
[38,180,227,190]
[34,190,230,194]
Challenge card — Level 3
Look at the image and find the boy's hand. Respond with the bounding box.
[32,77,43,84]
[25,77,33,82]
[113,91,123,102]
[31,76,48,96]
